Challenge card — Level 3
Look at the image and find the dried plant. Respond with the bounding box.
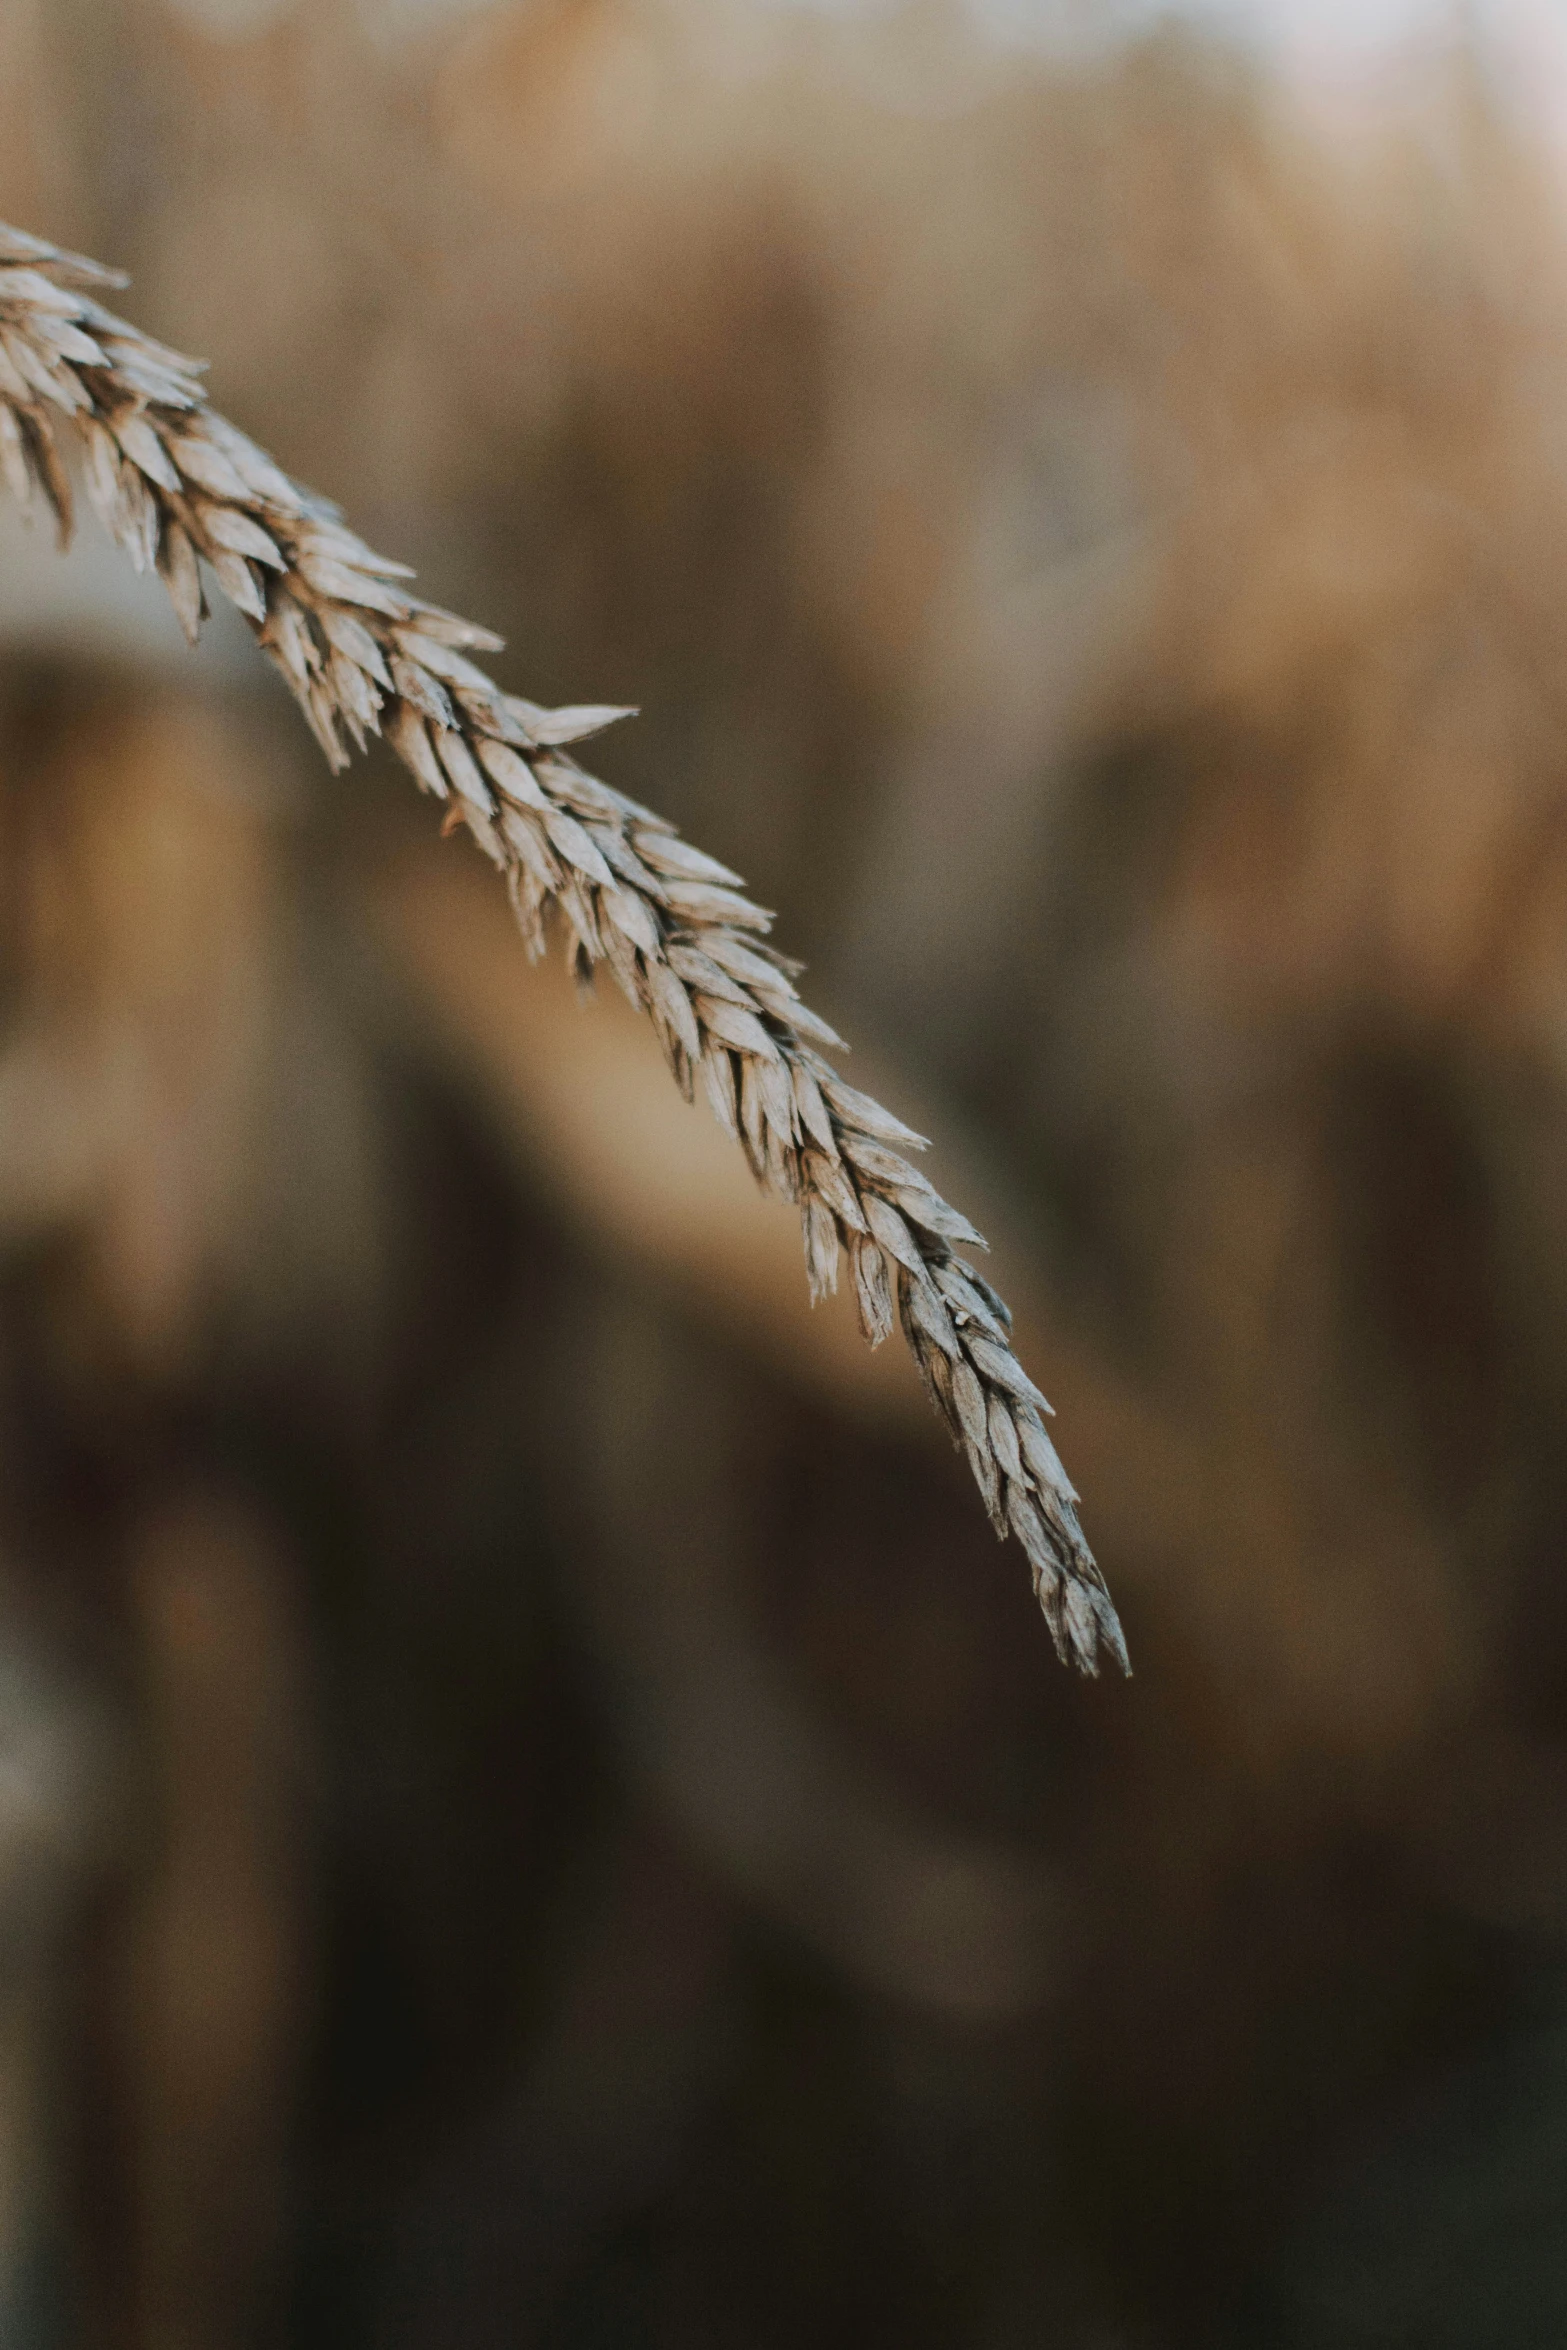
[0,221,1126,1673]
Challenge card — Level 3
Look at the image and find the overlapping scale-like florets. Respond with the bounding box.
[0,221,1127,1673]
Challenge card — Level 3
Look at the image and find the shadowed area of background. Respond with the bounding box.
[3,1,1567,2344]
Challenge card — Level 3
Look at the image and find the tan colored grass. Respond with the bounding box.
[0,220,1125,1672]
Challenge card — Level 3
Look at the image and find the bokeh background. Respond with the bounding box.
[5,0,1567,2342]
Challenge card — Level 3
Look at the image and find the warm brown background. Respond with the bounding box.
[3,3,1567,2344]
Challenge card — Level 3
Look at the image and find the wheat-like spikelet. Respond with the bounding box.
[0,222,1126,1673]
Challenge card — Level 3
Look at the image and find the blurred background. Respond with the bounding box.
[6,0,1567,2342]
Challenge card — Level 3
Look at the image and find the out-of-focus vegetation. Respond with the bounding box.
[5,1,1567,2343]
